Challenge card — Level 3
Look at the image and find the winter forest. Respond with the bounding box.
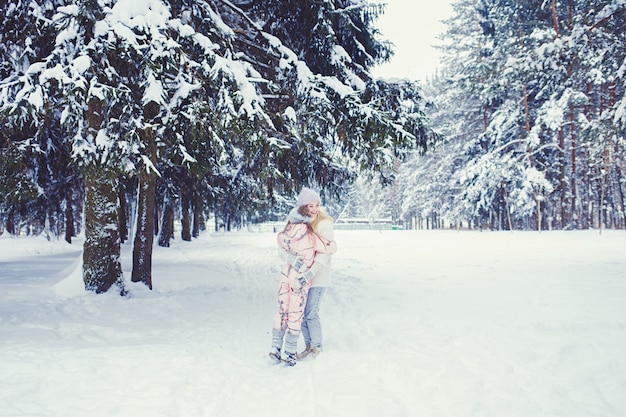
[1,0,625,294]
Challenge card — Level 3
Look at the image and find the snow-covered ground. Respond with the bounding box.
[1,228,625,417]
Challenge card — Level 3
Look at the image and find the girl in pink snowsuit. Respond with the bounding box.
[269,190,337,365]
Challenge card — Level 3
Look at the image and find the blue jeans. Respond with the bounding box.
[301,287,326,349]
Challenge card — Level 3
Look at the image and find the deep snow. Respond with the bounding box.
[1,228,625,417]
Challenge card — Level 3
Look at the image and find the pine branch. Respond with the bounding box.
[217,0,264,33]
[589,6,626,31]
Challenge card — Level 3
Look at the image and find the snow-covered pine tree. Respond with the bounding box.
[408,0,624,231]
[81,0,279,288]
[0,0,83,239]
[243,0,431,188]
[579,0,626,230]
[24,0,285,290]
[410,0,509,229]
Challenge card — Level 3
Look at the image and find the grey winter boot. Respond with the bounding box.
[283,351,297,366]
[268,347,282,364]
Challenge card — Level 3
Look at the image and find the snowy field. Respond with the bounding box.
[1,228,625,417]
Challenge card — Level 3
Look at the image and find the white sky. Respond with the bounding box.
[371,0,453,82]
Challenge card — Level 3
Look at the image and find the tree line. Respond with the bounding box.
[399,0,625,231]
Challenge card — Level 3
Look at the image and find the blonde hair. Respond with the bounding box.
[284,205,333,234]
[307,207,333,233]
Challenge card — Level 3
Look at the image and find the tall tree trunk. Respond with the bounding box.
[558,128,566,228]
[118,179,128,243]
[131,102,159,289]
[522,83,543,231]
[64,204,74,244]
[523,83,531,133]
[599,149,608,233]
[609,82,624,229]
[82,97,125,294]
[614,167,625,229]
[569,104,577,228]
[6,206,16,235]
[192,196,202,238]
[158,199,174,247]
[83,165,125,294]
[551,0,559,36]
[503,188,513,231]
[180,185,192,241]
[131,169,156,288]
[154,194,160,236]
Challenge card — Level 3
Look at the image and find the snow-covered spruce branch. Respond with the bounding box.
[526,142,564,156]
[589,1,626,31]
[217,0,265,33]
[330,2,385,15]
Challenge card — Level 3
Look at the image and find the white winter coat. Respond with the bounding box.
[309,218,335,287]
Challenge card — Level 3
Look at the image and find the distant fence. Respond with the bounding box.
[334,223,399,231]
[245,222,404,233]
[246,222,284,233]
[334,217,404,231]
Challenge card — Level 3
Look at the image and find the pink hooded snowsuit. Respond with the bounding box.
[273,222,337,337]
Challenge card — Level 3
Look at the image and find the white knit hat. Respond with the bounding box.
[296,187,321,207]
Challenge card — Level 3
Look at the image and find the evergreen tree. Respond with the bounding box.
[0,0,82,238]
[243,0,429,187]
[402,0,625,231]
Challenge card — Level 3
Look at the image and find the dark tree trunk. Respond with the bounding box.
[131,103,159,289]
[118,179,128,243]
[551,0,559,36]
[64,205,74,244]
[82,97,125,295]
[131,168,156,288]
[181,189,192,241]
[569,104,577,228]
[154,195,160,236]
[6,207,16,235]
[83,165,125,294]
[558,128,566,228]
[192,197,202,238]
[158,200,174,247]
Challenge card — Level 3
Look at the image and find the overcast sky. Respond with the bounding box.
[371,0,453,82]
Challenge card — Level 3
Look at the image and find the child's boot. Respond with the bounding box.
[268,347,281,364]
[283,351,297,366]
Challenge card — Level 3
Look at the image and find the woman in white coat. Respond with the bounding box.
[294,188,336,360]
